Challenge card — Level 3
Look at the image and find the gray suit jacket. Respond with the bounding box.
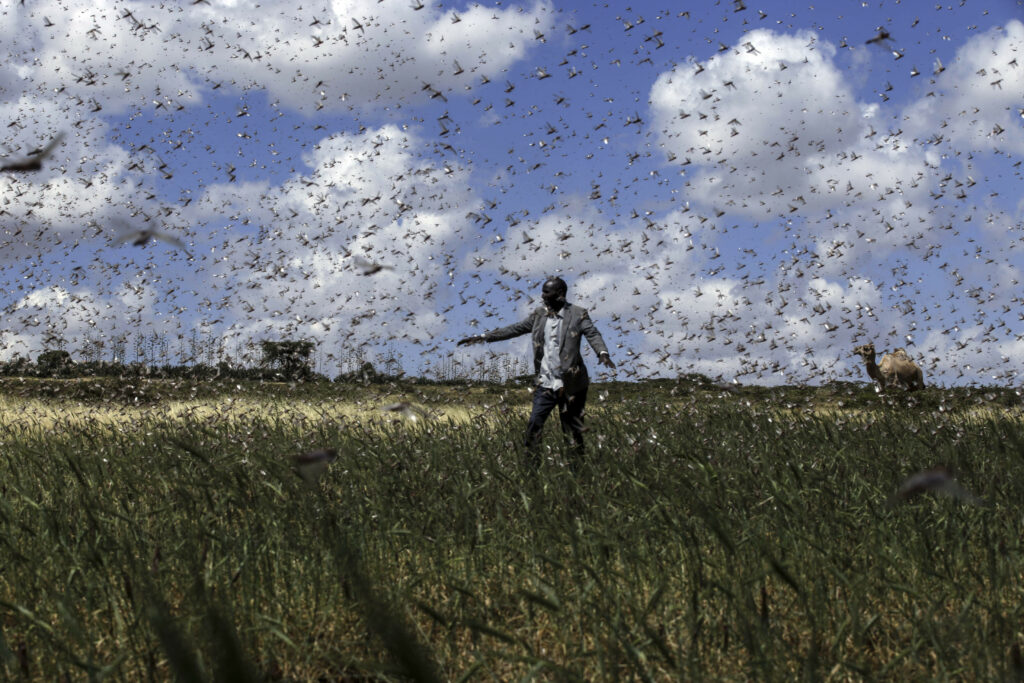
[482,303,610,394]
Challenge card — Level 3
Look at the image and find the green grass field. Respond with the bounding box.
[1,377,1023,681]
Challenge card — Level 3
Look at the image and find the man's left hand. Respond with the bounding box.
[598,352,616,369]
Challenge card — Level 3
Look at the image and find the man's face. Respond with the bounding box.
[542,281,566,309]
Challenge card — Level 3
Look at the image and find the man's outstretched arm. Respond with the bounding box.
[457,312,535,346]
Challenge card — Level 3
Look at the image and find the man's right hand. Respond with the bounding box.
[456,335,485,347]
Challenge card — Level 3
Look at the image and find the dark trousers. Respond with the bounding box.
[524,385,588,464]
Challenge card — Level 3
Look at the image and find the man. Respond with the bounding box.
[457,276,615,464]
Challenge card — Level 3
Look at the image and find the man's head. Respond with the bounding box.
[541,276,567,311]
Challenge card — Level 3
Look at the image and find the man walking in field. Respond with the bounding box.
[457,276,615,466]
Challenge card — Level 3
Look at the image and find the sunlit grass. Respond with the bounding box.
[0,380,522,437]
[1,379,1023,680]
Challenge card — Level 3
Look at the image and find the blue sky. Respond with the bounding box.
[1,0,1022,385]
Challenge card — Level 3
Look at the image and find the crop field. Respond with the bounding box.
[1,377,1023,681]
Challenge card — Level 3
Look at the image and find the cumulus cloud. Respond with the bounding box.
[648,29,936,246]
[0,125,480,371]
[172,124,480,369]
[0,0,552,372]
[3,0,554,116]
[621,25,1022,384]
[0,281,178,361]
[904,19,1024,156]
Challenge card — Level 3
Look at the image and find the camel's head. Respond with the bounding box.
[853,343,876,360]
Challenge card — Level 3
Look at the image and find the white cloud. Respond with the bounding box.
[172,125,480,366]
[650,29,863,166]
[648,29,937,244]
[0,281,178,361]
[626,25,1024,384]
[904,20,1024,155]
[2,0,554,116]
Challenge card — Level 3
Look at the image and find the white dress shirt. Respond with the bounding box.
[537,307,564,390]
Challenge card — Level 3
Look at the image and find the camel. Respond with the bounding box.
[852,343,925,391]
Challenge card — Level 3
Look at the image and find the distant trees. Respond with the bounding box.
[260,340,315,380]
[0,355,33,377]
[334,360,390,384]
[36,349,73,376]
[331,347,529,385]
[0,337,320,382]
[329,341,406,384]
[381,341,403,377]
[79,336,102,363]
[421,352,531,383]
[0,334,530,385]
